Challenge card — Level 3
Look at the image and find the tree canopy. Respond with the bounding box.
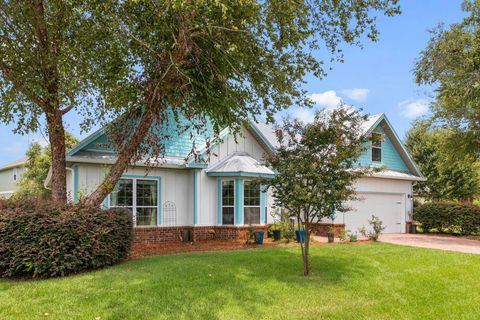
[84,0,401,206]
[414,0,480,151]
[263,107,372,276]
[405,120,480,202]
[0,0,128,205]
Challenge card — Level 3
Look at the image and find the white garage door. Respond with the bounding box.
[344,193,403,234]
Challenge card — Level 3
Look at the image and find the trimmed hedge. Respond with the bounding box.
[414,202,480,235]
[0,200,133,278]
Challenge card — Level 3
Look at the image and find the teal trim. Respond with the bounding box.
[362,114,423,177]
[217,178,222,225]
[113,175,162,226]
[358,126,410,172]
[187,163,208,169]
[73,165,79,203]
[260,185,267,225]
[67,127,106,156]
[381,116,424,177]
[234,179,244,225]
[207,171,275,178]
[193,170,198,225]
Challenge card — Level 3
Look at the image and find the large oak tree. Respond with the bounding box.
[0,0,127,206]
[83,0,401,207]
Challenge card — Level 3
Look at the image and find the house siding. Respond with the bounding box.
[357,127,410,173]
[0,166,25,197]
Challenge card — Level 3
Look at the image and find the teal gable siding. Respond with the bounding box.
[72,110,214,158]
[357,127,410,173]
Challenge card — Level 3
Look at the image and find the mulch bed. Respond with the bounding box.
[128,238,372,260]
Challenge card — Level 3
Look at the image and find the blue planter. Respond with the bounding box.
[295,230,305,243]
[256,231,264,245]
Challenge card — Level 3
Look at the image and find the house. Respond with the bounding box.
[0,157,27,198]
[3,112,424,242]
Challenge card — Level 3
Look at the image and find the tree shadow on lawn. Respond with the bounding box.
[0,246,377,320]
[96,246,376,319]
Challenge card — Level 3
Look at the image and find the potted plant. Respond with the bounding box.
[327,226,335,243]
[269,222,283,241]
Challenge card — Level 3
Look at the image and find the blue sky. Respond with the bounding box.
[0,0,468,166]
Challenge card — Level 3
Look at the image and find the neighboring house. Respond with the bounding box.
[40,112,424,242]
[0,157,27,198]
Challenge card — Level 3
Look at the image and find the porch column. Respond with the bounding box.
[193,170,199,225]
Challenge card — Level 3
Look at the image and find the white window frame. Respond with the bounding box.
[371,132,382,162]
[221,179,235,225]
[109,177,159,227]
[243,180,261,225]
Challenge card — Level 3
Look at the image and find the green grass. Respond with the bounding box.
[1,243,479,320]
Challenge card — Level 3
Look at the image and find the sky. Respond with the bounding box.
[0,0,468,167]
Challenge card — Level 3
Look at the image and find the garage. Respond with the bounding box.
[343,192,404,234]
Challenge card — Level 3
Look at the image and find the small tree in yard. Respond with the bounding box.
[263,107,372,276]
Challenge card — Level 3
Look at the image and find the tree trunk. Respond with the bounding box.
[83,110,156,207]
[45,109,67,206]
[302,228,311,276]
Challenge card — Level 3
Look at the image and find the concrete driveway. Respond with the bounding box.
[380,234,480,254]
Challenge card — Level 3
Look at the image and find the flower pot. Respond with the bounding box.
[409,223,417,234]
[273,229,282,241]
[327,232,334,243]
[295,230,305,243]
[256,231,265,245]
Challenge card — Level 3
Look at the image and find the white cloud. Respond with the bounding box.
[398,99,429,119]
[308,90,342,109]
[341,88,370,102]
[294,108,316,123]
[1,142,25,154]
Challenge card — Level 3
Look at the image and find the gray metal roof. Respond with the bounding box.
[205,152,274,177]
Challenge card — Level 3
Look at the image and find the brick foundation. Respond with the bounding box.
[310,223,345,237]
[133,225,268,244]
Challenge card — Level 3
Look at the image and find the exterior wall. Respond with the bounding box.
[358,127,410,173]
[72,163,194,226]
[0,166,25,198]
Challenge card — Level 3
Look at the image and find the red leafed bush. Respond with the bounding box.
[0,199,132,278]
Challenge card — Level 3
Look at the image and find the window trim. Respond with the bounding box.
[243,180,261,225]
[220,179,235,225]
[371,132,382,162]
[108,175,161,227]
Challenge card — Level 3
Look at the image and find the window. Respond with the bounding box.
[244,181,260,225]
[110,178,158,226]
[13,168,17,181]
[371,132,382,162]
[222,180,235,225]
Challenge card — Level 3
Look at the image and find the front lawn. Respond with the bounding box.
[1,243,479,319]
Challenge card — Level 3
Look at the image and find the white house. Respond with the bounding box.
[2,112,424,242]
[0,157,26,198]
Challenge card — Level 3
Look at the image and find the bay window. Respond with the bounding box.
[221,180,235,225]
[244,181,260,225]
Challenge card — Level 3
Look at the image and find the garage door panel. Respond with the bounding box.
[344,193,403,234]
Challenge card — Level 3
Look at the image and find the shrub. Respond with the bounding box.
[359,215,386,241]
[414,202,480,235]
[0,199,133,278]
